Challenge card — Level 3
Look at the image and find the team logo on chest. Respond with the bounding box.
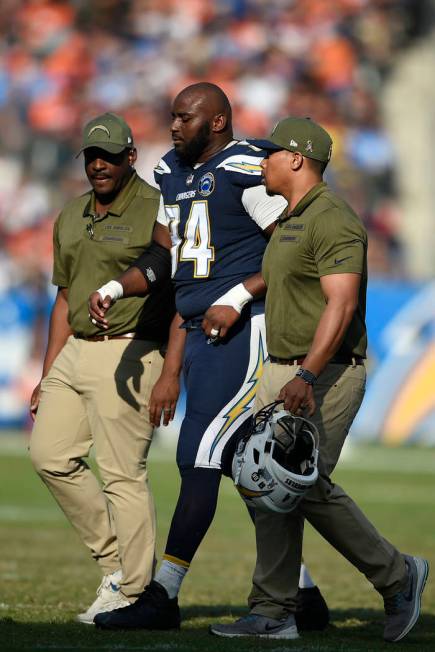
[186,173,194,186]
[198,172,215,196]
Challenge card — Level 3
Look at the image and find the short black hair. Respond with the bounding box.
[305,156,328,175]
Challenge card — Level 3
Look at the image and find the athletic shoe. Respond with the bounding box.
[77,569,129,624]
[295,586,330,631]
[94,580,180,630]
[383,555,429,642]
[209,613,299,639]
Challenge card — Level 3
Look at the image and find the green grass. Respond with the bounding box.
[1,435,434,651]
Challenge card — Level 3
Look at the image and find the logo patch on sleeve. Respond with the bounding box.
[332,255,353,266]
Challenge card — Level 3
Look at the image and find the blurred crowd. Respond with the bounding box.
[0,0,431,288]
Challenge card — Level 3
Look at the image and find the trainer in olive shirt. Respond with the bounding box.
[30,112,174,624]
[216,117,412,644]
[262,181,367,360]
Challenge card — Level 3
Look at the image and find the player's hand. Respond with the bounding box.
[149,372,180,427]
[30,381,42,421]
[202,305,240,341]
[88,292,113,330]
[277,377,316,416]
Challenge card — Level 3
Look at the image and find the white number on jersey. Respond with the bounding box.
[166,200,215,278]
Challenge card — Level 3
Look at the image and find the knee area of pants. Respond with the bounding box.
[29,445,55,475]
[99,471,149,494]
[29,444,76,476]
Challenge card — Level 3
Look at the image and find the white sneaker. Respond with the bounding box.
[77,569,130,624]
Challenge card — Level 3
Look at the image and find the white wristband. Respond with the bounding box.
[211,283,253,314]
[96,280,124,302]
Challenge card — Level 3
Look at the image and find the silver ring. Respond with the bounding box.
[210,327,220,337]
[91,318,97,325]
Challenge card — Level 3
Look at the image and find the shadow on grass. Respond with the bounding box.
[1,608,435,651]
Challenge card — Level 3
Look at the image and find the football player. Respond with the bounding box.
[88,83,328,631]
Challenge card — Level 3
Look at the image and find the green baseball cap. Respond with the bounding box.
[249,116,332,163]
[77,112,134,156]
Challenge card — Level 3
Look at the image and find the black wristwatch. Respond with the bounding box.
[295,367,317,386]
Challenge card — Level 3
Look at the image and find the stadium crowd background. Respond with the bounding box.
[0,0,434,428]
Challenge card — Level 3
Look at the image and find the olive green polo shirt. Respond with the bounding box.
[262,182,367,358]
[52,171,173,339]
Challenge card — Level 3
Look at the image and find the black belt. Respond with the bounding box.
[181,318,203,331]
[269,354,365,366]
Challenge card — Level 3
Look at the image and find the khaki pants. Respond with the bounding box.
[30,335,163,600]
[248,361,407,619]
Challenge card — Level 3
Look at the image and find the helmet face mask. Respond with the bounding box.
[232,402,319,514]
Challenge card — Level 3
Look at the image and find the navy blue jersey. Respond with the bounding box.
[154,141,286,320]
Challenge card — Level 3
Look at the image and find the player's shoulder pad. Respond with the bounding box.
[154,157,172,177]
[216,141,265,177]
[153,150,174,188]
[154,149,176,177]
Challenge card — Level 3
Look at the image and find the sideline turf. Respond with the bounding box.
[1,436,434,651]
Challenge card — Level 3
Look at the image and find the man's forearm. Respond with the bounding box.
[115,266,149,297]
[42,288,72,377]
[302,299,357,377]
[242,272,267,299]
[211,272,266,313]
[97,240,172,300]
[160,312,186,378]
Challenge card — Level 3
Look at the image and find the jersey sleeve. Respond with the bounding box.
[51,216,69,287]
[311,209,367,276]
[216,147,265,190]
[156,194,168,227]
[242,185,287,230]
[153,156,172,188]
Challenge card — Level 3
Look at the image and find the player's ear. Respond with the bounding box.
[290,151,303,171]
[212,113,227,133]
[128,148,137,167]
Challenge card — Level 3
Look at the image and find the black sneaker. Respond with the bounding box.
[295,586,329,631]
[94,580,180,630]
[383,555,429,642]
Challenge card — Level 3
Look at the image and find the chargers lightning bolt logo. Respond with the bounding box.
[208,335,267,461]
[226,162,262,174]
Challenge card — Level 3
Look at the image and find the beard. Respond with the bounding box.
[176,122,211,165]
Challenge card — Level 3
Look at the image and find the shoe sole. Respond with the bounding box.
[77,601,131,626]
[209,626,299,640]
[390,557,429,643]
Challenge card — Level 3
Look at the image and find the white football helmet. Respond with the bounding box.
[232,401,319,514]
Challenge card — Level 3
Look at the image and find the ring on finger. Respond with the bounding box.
[210,327,220,337]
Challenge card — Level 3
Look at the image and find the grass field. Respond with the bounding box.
[1,434,434,652]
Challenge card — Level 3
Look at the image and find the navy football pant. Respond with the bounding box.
[164,314,266,564]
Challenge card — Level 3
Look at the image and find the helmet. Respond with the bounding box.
[232,401,319,514]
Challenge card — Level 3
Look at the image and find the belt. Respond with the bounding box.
[181,318,203,331]
[269,354,365,366]
[74,332,139,342]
